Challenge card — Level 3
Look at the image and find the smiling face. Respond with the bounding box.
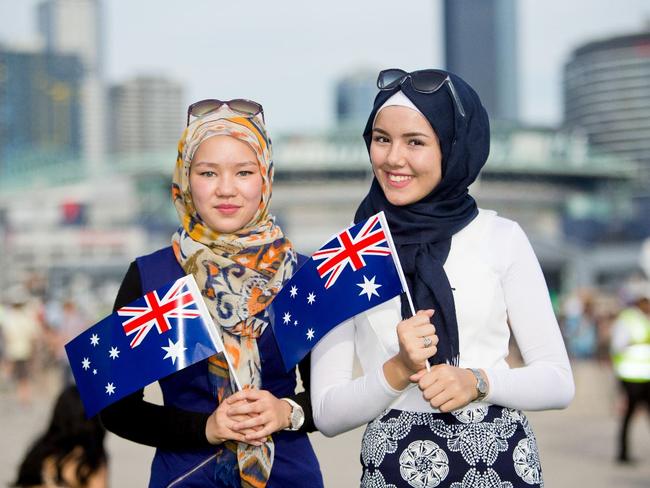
[370,106,443,207]
[189,135,263,234]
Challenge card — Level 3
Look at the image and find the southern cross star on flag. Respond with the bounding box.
[65,275,223,417]
[270,212,407,371]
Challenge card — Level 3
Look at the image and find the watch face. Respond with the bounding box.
[290,405,305,430]
[471,369,487,397]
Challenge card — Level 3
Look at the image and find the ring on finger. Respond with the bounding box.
[423,336,433,348]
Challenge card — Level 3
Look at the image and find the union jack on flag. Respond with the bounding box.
[118,278,202,348]
[270,212,408,371]
[312,214,392,289]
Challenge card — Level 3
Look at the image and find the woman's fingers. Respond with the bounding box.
[409,368,428,382]
[227,401,259,417]
[226,388,263,404]
[245,423,277,442]
[415,365,477,412]
[225,389,292,439]
[233,413,269,431]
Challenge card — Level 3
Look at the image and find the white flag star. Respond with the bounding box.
[81,358,91,370]
[283,312,292,324]
[306,328,315,341]
[93,369,97,375]
[289,286,298,298]
[307,292,316,305]
[357,275,382,301]
[162,338,187,366]
[108,346,120,359]
[294,320,299,326]
[105,383,116,395]
[90,334,100,346]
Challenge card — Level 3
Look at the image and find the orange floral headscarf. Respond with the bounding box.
[171,107,295,487]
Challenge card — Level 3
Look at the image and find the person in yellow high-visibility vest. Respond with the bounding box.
[610,282,650,463]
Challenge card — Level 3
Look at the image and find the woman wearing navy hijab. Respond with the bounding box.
[310,69,575,487]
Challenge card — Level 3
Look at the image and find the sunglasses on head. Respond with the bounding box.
[186,98,264,126]
[377,69,466,118]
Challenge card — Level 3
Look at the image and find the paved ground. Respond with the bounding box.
[1,360,648,487]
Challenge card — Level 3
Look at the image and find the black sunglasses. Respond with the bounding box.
[377,69,466,118]
[186,98,264,126]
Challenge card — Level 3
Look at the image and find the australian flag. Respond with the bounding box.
[65,275,223,417]
[271,212,406,371]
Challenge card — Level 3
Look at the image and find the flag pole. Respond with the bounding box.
[186,276,243,390]
[377,212,432,372]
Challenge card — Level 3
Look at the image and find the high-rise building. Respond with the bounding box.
[335,70,377,129]
[0,47,83,174]
[443,0,518,121]
[38,0,106,168]
[564,31,650,168]
[109,76,184,154]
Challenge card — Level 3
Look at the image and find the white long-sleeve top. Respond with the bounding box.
[311,209,575,437]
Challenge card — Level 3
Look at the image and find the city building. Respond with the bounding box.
[109,76,184,154]
[564,30,650,168]
[443,0,519,121]
[38,0,106,169]
[0,125,641,295]
[334,69,377,129]
[0,47,84,175]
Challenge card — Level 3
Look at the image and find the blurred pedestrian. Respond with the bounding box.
[562,289,598,359]
[49,299,88,384]
[12,384,107,488]
[0,288,40,405]
[0,300,7,384]
[610,281,650,463]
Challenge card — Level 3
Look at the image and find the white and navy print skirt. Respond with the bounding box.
[360,405,543,488]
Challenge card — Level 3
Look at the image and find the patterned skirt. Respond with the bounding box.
[360,405,543,488]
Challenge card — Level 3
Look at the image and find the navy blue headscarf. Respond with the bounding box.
[354,71,490,365]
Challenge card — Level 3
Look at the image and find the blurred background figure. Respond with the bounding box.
[562,288,599,360]
[0,287,40,406]
[46,299,88,385]
[12,384,107,488]
[609,280,650,464]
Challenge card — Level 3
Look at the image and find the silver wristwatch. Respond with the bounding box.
[282,398,305,431]
[468,368,488,401]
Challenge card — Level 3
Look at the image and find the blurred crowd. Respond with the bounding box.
[558,276,649,366]
[0,273,643,417]
[0,273,647,403]
[0,275,119,406]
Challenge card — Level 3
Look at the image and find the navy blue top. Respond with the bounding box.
[102,247,323,488]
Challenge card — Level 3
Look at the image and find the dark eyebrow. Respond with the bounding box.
[193,160,258,167]
[372,127,430,138]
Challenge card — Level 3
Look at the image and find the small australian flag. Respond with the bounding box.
[270,212,406,371]
[65,275,223,417]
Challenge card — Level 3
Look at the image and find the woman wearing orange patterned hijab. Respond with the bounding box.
[101,100,323,488]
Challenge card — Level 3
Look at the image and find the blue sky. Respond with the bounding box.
[1,0,649,132]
